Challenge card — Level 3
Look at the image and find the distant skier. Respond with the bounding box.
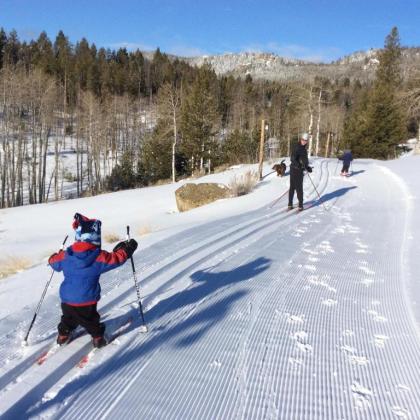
[339,149,353,176]
[48,213,138,348]
[288,132,313,211]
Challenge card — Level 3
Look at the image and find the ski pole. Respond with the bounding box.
[268,188,289,208]
[126,226,147,332]
[306,172,328,211]
[23,235,68,345]
[334,160,339,175]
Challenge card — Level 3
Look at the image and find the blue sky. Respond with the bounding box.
[0,0,419,62]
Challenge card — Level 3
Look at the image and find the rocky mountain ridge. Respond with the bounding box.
[179,47,420,82]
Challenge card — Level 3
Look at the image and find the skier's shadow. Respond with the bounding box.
[308,186,357,208]
[26,257,271,418]
[348,170,365,177]
[143,256,271,338]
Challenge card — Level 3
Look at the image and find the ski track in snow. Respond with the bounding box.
[1,159,420,419]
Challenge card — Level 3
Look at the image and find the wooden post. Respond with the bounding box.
[258,119,265,180]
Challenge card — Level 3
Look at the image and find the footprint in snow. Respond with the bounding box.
[210,359,222,368]
[341,345,369,367]
[360,278,374,287]
[367,310,387,323]
[359,266,375,275]
[292,331,313,353]
[351,381,373,409]
[303,247,318,256]
[307,275,336,293]
[322,298,337,307]
[333,226,346,234]
[396,384,411,392]
[373,334,389,348]
[296,341,313,353]
[391,406,410,419]
[288,356,303,368]
[348,355,369,366]
[286,314,305,324]
[292,330,308,341]
[355,239,369,249]
[318,241,335,254]
[341,345,356,354]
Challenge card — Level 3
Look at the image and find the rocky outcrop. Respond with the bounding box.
[175,183,231,212]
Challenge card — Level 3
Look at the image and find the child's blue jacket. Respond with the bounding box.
[49,242,128,306]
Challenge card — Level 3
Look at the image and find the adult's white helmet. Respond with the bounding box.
[300,132,309,141]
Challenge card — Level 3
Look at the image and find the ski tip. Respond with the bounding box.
[78,355,89,369]
[139,325,148,333]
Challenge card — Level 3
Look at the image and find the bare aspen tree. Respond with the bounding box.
[307,87,314,157]
[315,89,322,156]
[157,83,181,182]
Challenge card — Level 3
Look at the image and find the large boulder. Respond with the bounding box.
[175,183,232,212]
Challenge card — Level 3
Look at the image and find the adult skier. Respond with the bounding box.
[288,133,313,211]
[339,149,353,176]
[48,213,138,348]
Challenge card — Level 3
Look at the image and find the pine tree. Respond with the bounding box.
[128,50,146,97]
[223,129,256,164]
[74,38,94,90]
[364,27,406,158]
[0,28,7,68]
[33,31,55,74]
[106,151,136,191]
[343,27,406,158]
[180,64,220,173]
[54,31,73,105]
[3,30,20,66]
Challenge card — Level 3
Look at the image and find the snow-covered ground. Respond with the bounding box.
[1,156,420,419]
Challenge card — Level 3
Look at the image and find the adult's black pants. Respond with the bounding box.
[288,166,304,207]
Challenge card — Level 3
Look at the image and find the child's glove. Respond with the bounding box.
[113,239,138,258]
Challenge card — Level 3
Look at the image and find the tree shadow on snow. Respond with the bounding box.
[25,257,271,419]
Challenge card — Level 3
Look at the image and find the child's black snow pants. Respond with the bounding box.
[58,303,105,338]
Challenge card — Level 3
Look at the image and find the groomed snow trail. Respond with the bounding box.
[1,159,420,419]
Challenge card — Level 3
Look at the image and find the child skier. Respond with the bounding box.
[48,213,138,348]
[339,149,353,176]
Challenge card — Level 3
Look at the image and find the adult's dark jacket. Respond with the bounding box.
[290,142,310,171]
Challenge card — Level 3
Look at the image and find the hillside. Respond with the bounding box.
[183,47,420,82]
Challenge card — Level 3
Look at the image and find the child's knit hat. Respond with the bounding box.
[72,213,102,246]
